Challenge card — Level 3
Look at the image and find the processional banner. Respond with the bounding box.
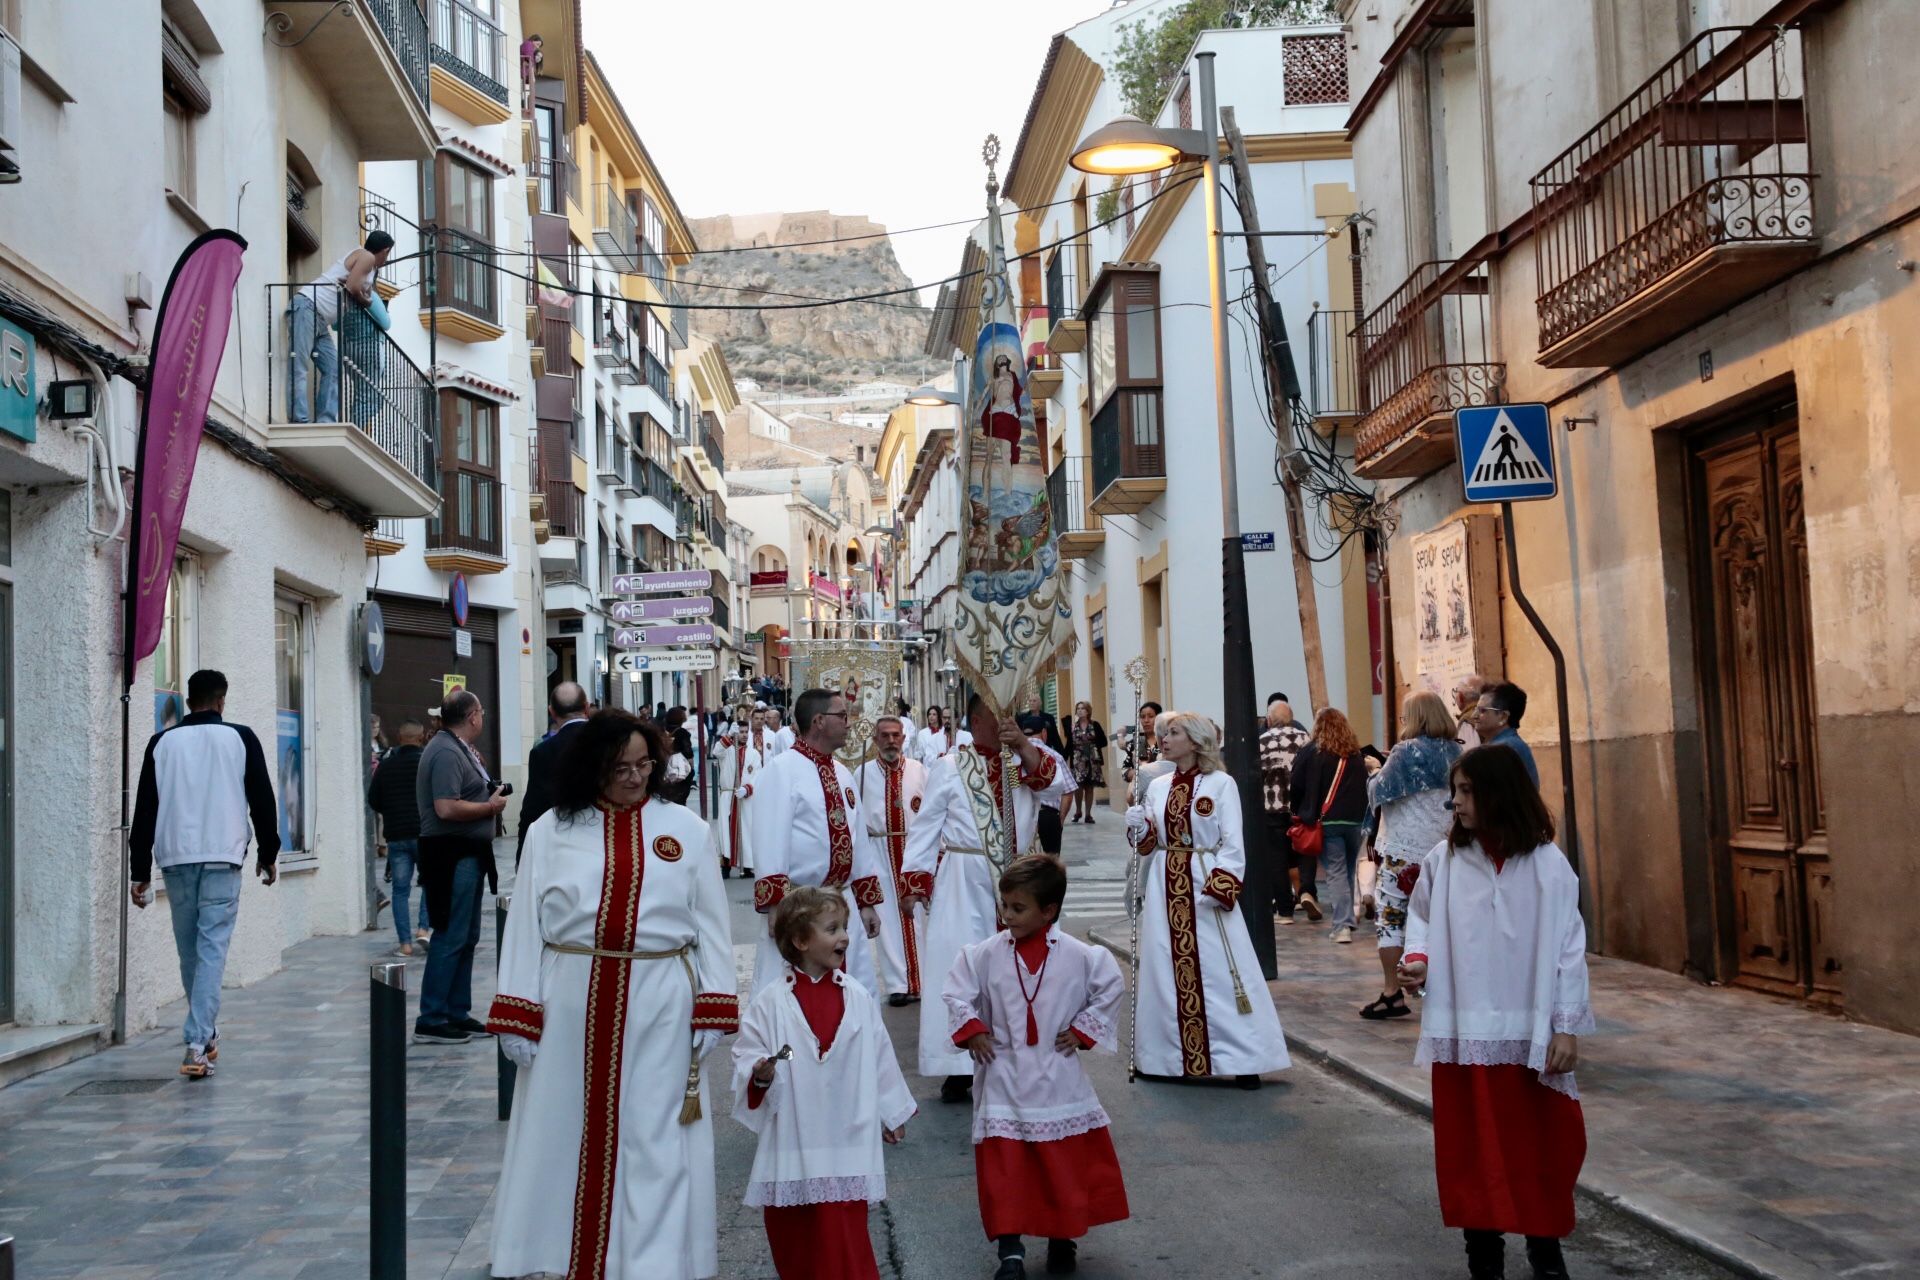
[954,148,1074,717]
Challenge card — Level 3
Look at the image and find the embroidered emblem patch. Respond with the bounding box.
[1195,797,1215,817]
[845,787,857,808]
[652,836,684,862]
[910,796,922,813]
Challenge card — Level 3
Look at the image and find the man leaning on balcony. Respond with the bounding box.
[288,229,394,423]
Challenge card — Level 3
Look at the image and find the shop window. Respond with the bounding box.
[274,595,314,865]
[153,557,198,732]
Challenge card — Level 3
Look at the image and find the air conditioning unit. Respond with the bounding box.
[0,29,21,178]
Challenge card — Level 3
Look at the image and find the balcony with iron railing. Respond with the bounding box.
[1088,389,1165,517]
[528,155,566,216]
[1530,24,1815,369]
[427,229,502,340]
[1304,307,1361,429]
[426,469,505,570]
[638,239,668,292]
[1350,261,1505,480]
[699,410,724,472]
[1046,455,1103,559]
[593,305,627,369]
[669,281,689,347]
[266,0,432,159]
[266,283,439,516]
[1045,251,1085,354]
[640,347,672,404]
[430,0,509,120]
[592,184,640,273]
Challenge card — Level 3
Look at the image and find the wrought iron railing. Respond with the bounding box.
[1089,389,1164,500]
[1046,456,1096,535]
[436,229,497,323]
[544,476,583,539]
[1531,25,1813,352]
[366,0,430,110]
[1045,251,1077,330]
[641,348,672,402]
[530,156,564,215]
[267,283,436,495]
[1305,307,1361,421]
[359,186,401,238]
[1352,261,1504,463]
[431,0,507,104]
[428,470,502,557]
[1281,32,1348,105]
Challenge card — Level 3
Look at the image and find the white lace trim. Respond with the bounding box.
[971,1108,1111,1144]
[1416,1036,1582,1099]
[744,1173,886,1208]
[1070,1009,1114,1050]
[1551,1002,1596,1035]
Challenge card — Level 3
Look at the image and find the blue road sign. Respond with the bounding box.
[1454,403,1557,502]
[1240,531,1276,552]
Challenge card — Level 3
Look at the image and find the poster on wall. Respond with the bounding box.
[277,709,304,853]
[1411,520,1476,698]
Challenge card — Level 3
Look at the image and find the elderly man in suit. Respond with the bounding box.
[515,681,589,865]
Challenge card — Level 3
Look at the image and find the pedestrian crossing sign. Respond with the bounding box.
[1454,403,1558,503]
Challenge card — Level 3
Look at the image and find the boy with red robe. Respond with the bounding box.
[945,856,1129,1278]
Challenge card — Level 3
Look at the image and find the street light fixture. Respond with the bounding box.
[906,385,958,408]
[1066,54,1277,979]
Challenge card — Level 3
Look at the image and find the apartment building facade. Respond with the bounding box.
[1342,0,1918,1031]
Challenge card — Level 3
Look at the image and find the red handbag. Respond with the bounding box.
[1286,756,1347,856]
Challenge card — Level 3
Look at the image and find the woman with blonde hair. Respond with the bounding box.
[1359,691,1462,1020]
[1124,711,1290,1088]
[1286,708,1371,943]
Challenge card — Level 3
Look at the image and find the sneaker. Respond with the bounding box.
[453,1016,492,1036]
[1333,926,1354,944]
[994,1257,1027,1280]
[180,1046,213,1078]
[205,1030,219,1063]
[1299,893,1323,922]
[1045,1237,1078,1274]
[413,1023,472,1045]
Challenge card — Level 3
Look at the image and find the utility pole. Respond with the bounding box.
[1221,109,1330,715]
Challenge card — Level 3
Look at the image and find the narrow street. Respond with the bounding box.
[0,820,1734,1280]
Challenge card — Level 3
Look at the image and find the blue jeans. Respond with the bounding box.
[1319,824,1365,932]
[386,838,420,944]
[287,294,338,422]
[162,862,242,1049]
[418,854,484,1027]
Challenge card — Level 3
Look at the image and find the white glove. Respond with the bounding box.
[500,1034,538,1070]
[692,1028,726,1060]
[735,786,750,800]
[1124,806,1152,848]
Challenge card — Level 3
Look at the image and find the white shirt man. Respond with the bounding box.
[854,717,929,1005]
[901,701,1065,1090]
[764,709,795,758]
[749,691,886,996]
[709,707,765,878]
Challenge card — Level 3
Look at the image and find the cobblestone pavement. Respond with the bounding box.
[0,823,1765,1279]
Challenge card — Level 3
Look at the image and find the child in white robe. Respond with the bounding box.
[946,856,1129,1279]
[734,886,917,1280]
[1399,744,1592,1280]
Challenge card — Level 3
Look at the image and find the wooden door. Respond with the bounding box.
[1692,408,1836,1000]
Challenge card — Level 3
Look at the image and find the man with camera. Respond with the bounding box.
[413,689,508,1045]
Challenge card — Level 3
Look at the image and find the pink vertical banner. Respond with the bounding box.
[123,229,248,685]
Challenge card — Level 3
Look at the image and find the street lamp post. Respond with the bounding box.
[1070,53,1276,978]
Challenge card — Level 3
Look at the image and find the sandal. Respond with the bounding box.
[1359,991,1411,1020]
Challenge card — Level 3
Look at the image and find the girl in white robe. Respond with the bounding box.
[1126,711,1290,1085]
[733,887,916,1279]
[488,714,737,1280]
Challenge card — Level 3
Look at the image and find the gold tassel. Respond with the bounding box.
[1233,975,1253,1016]
[678,1057,702,1125]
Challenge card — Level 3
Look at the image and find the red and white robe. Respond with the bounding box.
[709,728,765,871]
[487,798,738,1280]
[750,741,888,997]
[731,967,917,1279]
[901,744,1064,1077]
[855,756,928,998]
[943,926,1130,1241]
[1405,838,1592,1238]
[1130,768,1290,1079]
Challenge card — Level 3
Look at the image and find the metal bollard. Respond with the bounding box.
[495,893,516,1122]
[369,960,407,1280]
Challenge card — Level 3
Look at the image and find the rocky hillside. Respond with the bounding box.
[683,212,942,392]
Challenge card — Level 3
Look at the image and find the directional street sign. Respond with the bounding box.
[607,595,713,623]
[611,569,710,595]
[615,650,717,673]
[1454,403,1558,502]
[611,624,714,649]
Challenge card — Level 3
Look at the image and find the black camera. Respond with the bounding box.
[493,781,514,797]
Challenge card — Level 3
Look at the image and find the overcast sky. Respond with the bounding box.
[584,0,1111,298]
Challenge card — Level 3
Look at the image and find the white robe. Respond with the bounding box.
[1405,838,1594,1097]
[854,756,929,997]
[942,925,1124,1143]
[901,747,1066,1077]
[768,725,795,757]
[488,799,737,1280]
[730,967,918,1207]
[749,745,888,998]
[912,725,972,766]
[708,728,765,871]
[1131,769,1290,1079]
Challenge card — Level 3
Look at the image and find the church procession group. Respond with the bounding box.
[477,680,1592,1280]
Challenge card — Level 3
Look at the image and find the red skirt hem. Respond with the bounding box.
[975,1129,1130,1240]
[763,1200,876,1279]
[1432,1064,1586,1238]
